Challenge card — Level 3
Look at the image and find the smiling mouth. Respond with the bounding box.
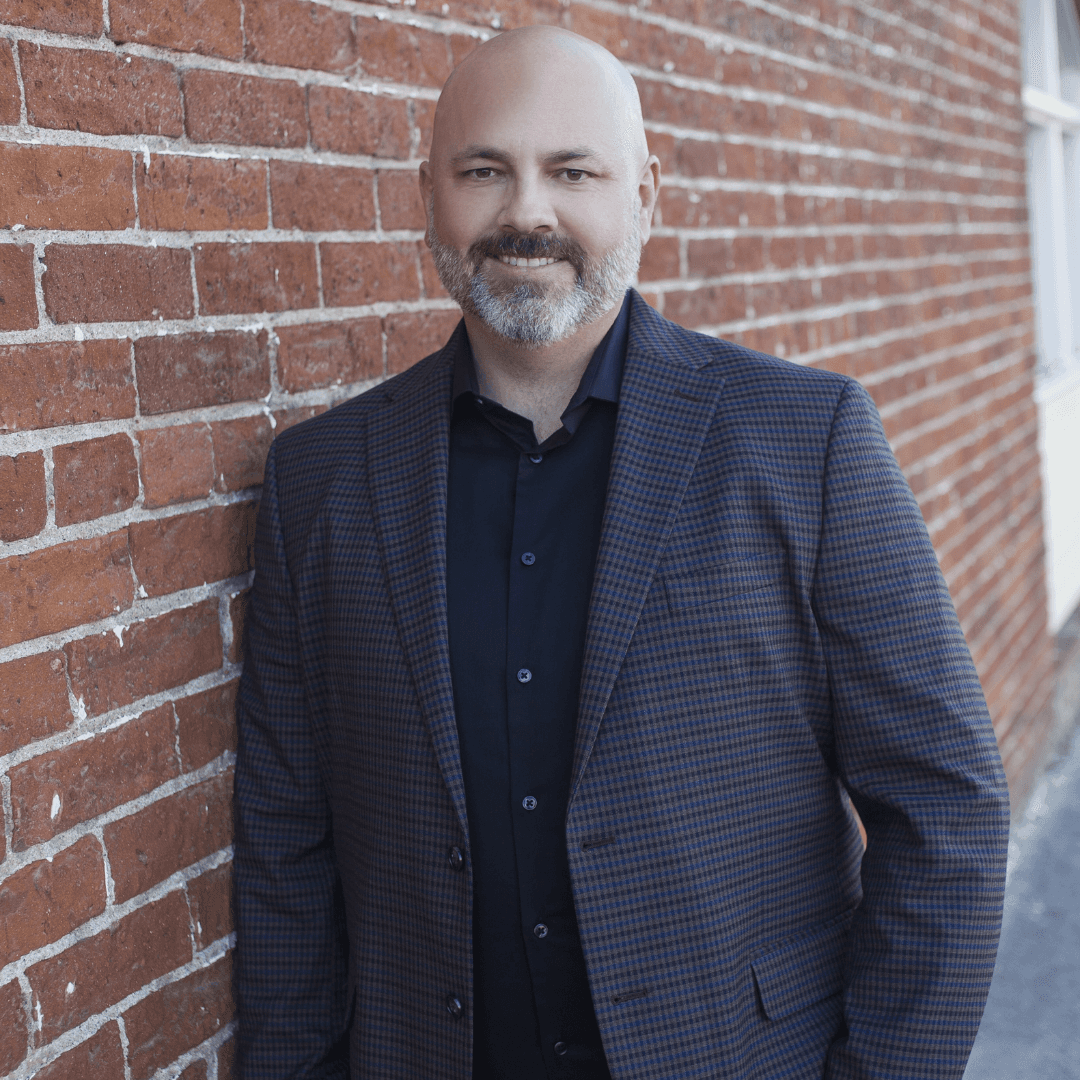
[495,255,563,268]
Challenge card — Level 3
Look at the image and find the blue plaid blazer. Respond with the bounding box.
[235,292,1009,1079]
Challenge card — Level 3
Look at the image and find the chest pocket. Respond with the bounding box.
[661,552,786,614]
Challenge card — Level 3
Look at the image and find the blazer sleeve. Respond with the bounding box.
[234,443,351,1079]
[811,381,1010,1079]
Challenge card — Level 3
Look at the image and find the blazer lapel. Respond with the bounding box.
[570,299,727,806]
[365,327,470,837]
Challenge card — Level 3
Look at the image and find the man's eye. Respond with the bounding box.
[471,168,495,179]
[563,169,586,181]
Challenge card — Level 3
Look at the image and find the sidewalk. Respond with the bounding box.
[963,728,1080,1079]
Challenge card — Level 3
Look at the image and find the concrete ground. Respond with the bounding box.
[963,727,1080,1079]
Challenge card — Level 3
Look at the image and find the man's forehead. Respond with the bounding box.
[431,27,646,165]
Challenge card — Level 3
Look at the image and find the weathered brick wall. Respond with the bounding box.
[0,0,1049,1076]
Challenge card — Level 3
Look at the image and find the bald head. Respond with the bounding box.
[419,25,660,347]
[431,26,649,171]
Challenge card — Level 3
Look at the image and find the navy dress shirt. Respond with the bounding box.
[446,294,630,1080]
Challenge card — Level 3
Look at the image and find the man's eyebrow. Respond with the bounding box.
[450,146,510,165]
[449,146,602,166]
[543,148,599,164]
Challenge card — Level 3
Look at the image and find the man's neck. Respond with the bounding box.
[462,301,623,443]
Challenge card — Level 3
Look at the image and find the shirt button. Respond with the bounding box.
[522,795,538,811]
[446,995,464,1018]
[554,1041,568,1056]
[516,668,532,683]
[447,846,465,872]
[529,453,543,464]
[520,552,536,566]
[533,923,548,939]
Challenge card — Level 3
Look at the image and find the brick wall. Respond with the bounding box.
[0,0,1050,1076]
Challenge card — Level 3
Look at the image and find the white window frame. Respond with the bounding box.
[1023,0,1080,631]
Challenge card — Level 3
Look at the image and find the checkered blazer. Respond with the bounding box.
[235,292,1009,1079]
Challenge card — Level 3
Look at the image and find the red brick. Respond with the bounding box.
[138,424,215,508]
[0,0,102,35]
[0,980,27,1074]
[270,161,375,232]
[42,244,193,324]
[218,1036,237,1079]
[52,434,139,527]
[276,318,382,391]
[638,236,680,282]
[0,451,47,542]
[321,241,420,307]
[184,70,307,147]
[0,243,38,331]
[109,0,243,59]
[187,862,232,950]
[33,1022,126,1080]
[129,503,256,596]
[0,340,135,434]
[9,706,179,849]
[308,86,410,159]
[354,18,452,87]
[135,330,270,415]
[419,246,448,299]
[137,155,267,231]
[124,954,233,1079]
[211,415,274,492]
[21,44,183,137]
[195,242,318,315]
[0,41,18,126]
[64,603,222,718]
[385,309,460,374]
[227,589,248,663]
[378,169,425,231]
[179,1061,209,1080]
[272,404,328,433]
[412,97,436,159]
[0,531,134,649]
[105,773,233,903]
[414,0,561,24]
[0,143,136,230]
[0,837,106,967]
[27,890,192,1043]
[0,651,71,757]
[175,681,237,772]
[245,0,357,70]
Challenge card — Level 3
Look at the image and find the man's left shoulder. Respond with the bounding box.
[628,291,855,410]
[630,293,851,390]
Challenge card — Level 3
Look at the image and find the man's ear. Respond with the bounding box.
[638,154,661,246]
[418,161,434,249]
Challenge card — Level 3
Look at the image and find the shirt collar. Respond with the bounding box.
[451,290,631,412]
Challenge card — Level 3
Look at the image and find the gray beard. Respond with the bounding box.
[427,211,642,346]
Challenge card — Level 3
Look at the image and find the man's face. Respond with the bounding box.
[421,43,657,345]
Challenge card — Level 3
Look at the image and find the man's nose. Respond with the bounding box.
[496,174,558,234]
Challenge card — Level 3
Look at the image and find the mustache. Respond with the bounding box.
[468,232,587,268]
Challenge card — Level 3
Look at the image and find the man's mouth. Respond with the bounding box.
[495,255,563,268]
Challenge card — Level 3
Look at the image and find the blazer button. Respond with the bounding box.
[554,1041,568,1056]
[533,923,548,938]
[447,846,465,872]
[445,995,464,1018]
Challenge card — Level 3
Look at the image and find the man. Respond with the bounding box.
[235,26,1010,1080]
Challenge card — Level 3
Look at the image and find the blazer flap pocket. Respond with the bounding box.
[663,551,784,611]
[750,910,853,1021]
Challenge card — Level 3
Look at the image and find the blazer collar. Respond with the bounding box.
[365,295,728,826]
[570,293,728,807]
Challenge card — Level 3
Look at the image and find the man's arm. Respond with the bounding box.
[812,381,1010,1079]
[234,443,351,1079]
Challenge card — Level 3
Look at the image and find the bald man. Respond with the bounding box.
[234,26,1009,1080]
